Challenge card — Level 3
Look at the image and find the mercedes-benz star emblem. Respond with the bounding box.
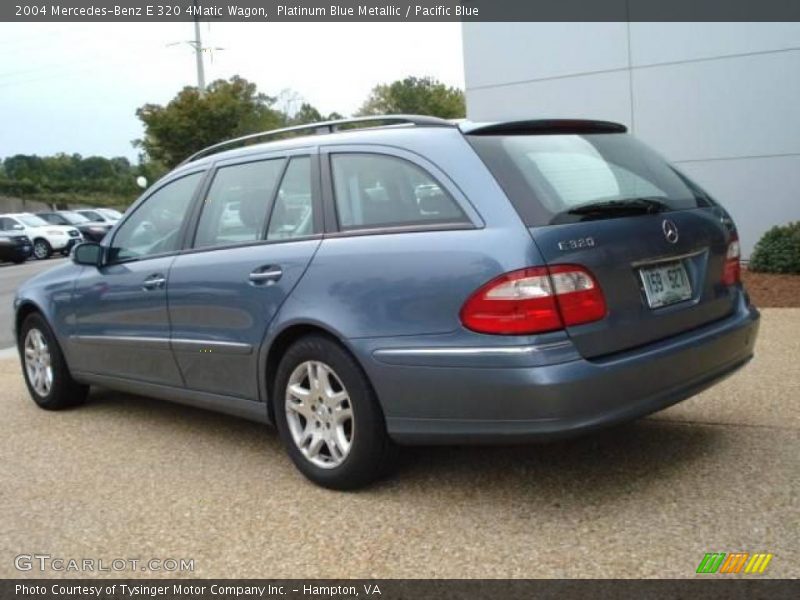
[662,219,679,244]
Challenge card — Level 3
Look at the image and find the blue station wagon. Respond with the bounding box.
[14,116,760,489]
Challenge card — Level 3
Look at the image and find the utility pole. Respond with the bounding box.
[167,3,222,91]
[193,0,206,93]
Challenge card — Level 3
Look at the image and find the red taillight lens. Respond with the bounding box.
[548,264,607,326]
[460,265,606,335]
[722,234,741,286]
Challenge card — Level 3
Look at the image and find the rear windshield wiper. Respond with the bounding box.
[552,197,671,223]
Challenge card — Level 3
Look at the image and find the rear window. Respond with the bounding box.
[468,133,713,225]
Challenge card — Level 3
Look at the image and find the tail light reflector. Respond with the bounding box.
[460,265,606,335]
[722,234,741,285]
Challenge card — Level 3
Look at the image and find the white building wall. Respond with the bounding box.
[462,22,800,257]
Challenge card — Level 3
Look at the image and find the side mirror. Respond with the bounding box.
[72,242,103,266]
[12,224,24,230]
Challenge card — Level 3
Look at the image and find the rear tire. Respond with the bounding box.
[274,335,394,490]
[19,313,88,410]
[32,239,52,260]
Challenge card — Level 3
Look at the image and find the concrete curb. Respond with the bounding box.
[0,346,17,360]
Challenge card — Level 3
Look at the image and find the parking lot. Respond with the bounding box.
[0,267,797,579]
[0,258,67,349]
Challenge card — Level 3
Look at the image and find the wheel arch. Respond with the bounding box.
[260,320,362,425]
[15,300,46,345]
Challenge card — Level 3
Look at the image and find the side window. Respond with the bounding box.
[330,153,467,230]
[194,159,285,249]
[110,172,203,262]
[2,217,23,231]
[267,157,313,240]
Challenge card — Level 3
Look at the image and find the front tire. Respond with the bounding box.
[32,239,52,260]
[19,313,88,410]
[274,335,394,490]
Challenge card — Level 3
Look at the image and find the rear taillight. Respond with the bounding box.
[722,234,741,286]
[460,265,606,335]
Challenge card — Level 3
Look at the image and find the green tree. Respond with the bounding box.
[290,102,323,125]
[357,76,465,119]
[0,153,144,208]
[287,103,345,126]
[134,75,284,168]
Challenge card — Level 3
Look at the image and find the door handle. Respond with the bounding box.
[142,274,166,291]
[249,267,283,284]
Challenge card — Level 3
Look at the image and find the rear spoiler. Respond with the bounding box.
[460,119,627,136]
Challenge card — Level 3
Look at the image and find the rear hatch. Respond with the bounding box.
[467,122,740,358]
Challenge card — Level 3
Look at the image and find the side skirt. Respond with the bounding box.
[73,371,271,424]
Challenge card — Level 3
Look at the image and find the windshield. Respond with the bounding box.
[18,214,49,227]
[468,133,713,225]
[99,208,122,219]
[60,211,90,223]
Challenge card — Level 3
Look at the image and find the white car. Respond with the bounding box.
[0,213,83,260]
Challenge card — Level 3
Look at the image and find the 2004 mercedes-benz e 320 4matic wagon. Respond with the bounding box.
[14,115,760,489]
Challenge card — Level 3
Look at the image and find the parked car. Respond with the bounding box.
[13,116,759,489]
[0,231,33,264]
[75,208,123,224]
[0,213,82,259]
[37,210,112,242]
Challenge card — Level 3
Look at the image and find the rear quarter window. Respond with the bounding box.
[330,153,468,231]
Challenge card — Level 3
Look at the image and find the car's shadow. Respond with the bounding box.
[85,387,721,502]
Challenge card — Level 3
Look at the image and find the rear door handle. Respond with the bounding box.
[142,274,166,291]
[249,267,283,284]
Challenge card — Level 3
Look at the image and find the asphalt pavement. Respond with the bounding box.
[0,308,797,578]
[0,257,67,349]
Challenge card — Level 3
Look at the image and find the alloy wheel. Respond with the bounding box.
[285,360,354,469]
[24,328,53,397]
[33,241,48,259]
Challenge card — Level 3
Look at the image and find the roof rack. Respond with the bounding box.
[180,114,455,165]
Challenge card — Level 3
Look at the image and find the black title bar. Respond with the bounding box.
[4,0,800,22]
[4,579,800,599]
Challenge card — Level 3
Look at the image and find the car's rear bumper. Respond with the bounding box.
[355,297,759,444]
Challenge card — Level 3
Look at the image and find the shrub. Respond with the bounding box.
[749,222,800,274]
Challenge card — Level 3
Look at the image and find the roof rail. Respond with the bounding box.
[179,114,455,165]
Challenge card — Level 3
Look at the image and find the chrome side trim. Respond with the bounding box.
[374,341,571,358]
[171,338,253,355]
[70,335,252,355]
[70,335,170,350]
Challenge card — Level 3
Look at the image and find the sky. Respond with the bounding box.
[0,22,464,161]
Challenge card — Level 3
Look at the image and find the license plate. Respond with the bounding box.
[639,261,692,308]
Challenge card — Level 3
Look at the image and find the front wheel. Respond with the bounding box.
[32,239,52,260]
[274,335,394,490]
[19,313,88,410]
